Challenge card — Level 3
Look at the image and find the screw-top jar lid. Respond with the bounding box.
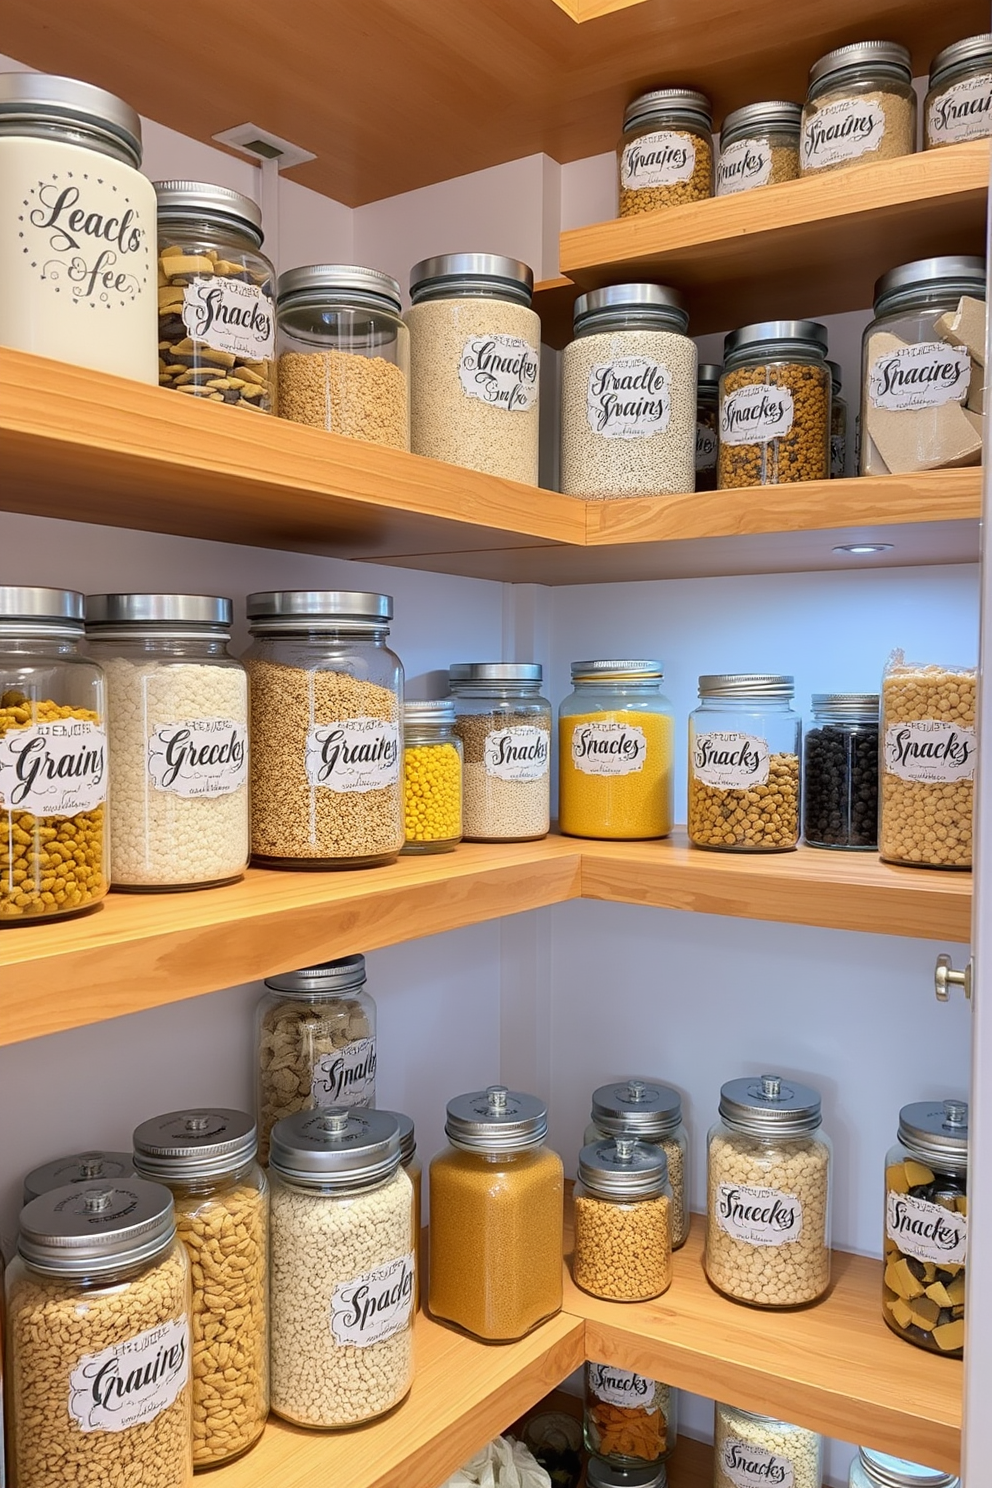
[699,674,794,699]
[0,586,85,638]
[445,1085,548,1151]
[724,320,828,362]
[449,662,543,683]
[404,698,456,725]
[0,71,142,165]
[591,1078,683,1137]
[269,1107,401,1187]
[811,692,879,722]
[579,1135,670,1199]
[264,953,367,998]
[276,264,402,314]
[86,593,233,638]
[623,87,712,134]
[698,363,722,388]
[23,1151,135,1206]
[587,1458,668,1488]
[380,1109,417,1164]
[18,1179,177,1275]
[409,254,534,307]
[246,590,392,633]
[856,1449,959,1488]
[721,100,802,141]
[133,1108,257,1181]
[719,1073,822,1136]
[572,284,688,335]
[809,41,912,88]
[154,180,263,245]
[873,256,987,315]
[571,660,664,681]
[897,1099,969,1172]
[930,35,992,88]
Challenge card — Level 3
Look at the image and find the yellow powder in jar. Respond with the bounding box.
[559,710,673,839]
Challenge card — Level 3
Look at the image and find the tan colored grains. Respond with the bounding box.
[716,142,799,195]
[277,350,409,448]
[573,1192,672,1301]
[158,243,274,412]
[454,711,550,841]
[257,995,374,1163]
[880,661,976,869]
[658,1136,687,1249]
[800,88,916,175]
[689,752,799,850]
[719,362,830,487]
[618,129,713,215]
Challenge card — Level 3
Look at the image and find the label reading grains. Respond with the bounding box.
[696,421,718,470]
[181,277,274,360]
[722,1438,795,1488]
[716,1183,803,1246]
[886,1191,967,1265]
[484,726,550,782]
[146,718,248,798]
[305,718,400,793]
[801,97,886,169]
[68,1315,189,1432]
[458,334,539,412]
[720,384,794,444]
[717,138,773,195]
[571,720,647,776]
[928,74,992,145]
[693,731,770,788]
[330,1252,415,1347]
[620,130,696,188]
[0,720,106,815]
[586,357,672,439]
[588,1364,658,1410]
[312,1036,377,1107]
[884,721,977,783]
[868,341,971,411]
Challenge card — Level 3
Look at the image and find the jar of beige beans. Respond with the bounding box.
[585,1079,689,1249]
[407,254,540,483]
[801,42,916,175]
[705,1073,832,1308]
[449,662,551,840]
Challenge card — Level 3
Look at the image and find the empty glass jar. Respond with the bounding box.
[689,674,801,851]
[585,1079,688,1248]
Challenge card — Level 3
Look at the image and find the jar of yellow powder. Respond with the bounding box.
[559,660,674,839]
[402,699,463,854]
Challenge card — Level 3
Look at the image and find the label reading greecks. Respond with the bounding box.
[692,731,770,789]
[182,278,274,360]
[928,73,992,145]
[801,97,887,169]
[18,171,152,308]
[868,341,971,412]
[886,1191,967,1266]
[484,726,549,782]
[0,720,106,815]
[883,721,976,783]
[312,1036,377,1107]
[721,1438,795,1488]
[459,334,539,412]
[588,1364,658,1411]
[715,1183,803,1247]
[68,1316,189,1433]
[586,358,671,439]
[716,138,773,195]
[330,1252,415,1347]
[146,718,247,799]
[696,420,718,471]
[571,720,647,776]
[305,718,400,793]
[620,130,696,189]
[721,384,794,445]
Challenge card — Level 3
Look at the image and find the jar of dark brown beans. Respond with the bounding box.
[803,693,879,849]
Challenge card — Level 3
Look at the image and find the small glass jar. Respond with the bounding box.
[716,101,801,196]
[0,587,108,923]
[449,663,551,842]
[383,1110,422,1308]
[584,1079,688,1249]
[618,88,714,216]
[860,256,985,476]
[883,1098,967,1358]
[268,1108,414,1428]
[132,1108,268,1468]
[715,1404,822,1488]
[244,590,403,868]
[803,693,879,849]
[429,1085,563,1341]
[850,1447,959,1488]
[256,954,376,1164]
[276,265,409,448]
[828,360,848,477]
[22,1149,134,1204]
[695,362,721,491]
[407,254,540,482]
[801,42,916,175]
[719,320,830,487]
[402,698,463,854]
[584,1363,677,1466]
[574,1136,673,1301]
[689,675,801,852]
[926,35,992,149]
[155,180,275,412]
[705,1072,832,1307]
[559,661,674,840]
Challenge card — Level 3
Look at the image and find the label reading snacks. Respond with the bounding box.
[330,1252,415,1347]
[886,1191,967,1266]
[868,342,971,411]
[586,358,672,438]
[484,726,549,782]
[716,138,773,194]
[147,719,248,798]
[182,278,274,360]
[722,1439,795,1488]
[716,1183,803,1246]
[305,718,400,793]
[571,721,647,776]
[692,732,770,789]
[69,1315,189,1433]
[0,719,107,815]
[801,97,886,169]
[884,722,977,783]
[459,334,539,412]
[620,130,696,188]
[312,1036,377,1107]
[720,384,794,444]
[589,1364,658,1410]
[928,74,992,145]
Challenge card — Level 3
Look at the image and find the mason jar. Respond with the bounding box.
[23,1149,134,1204]
[705,1072,832,1307]
[584,1363,678,1466]
[0,72,157,381]
[382,1110,422,1307]
[132,1108,268,1468]
[828,360,848,477]
[850,1448,959,1488]
[716,101,801,195]
[402,698,463,854]
[449,663,550,842]
[801,42,916,175]
[268,1108,414,1428]
[276,265,409,448]
[585,1079,688,1249]
[926,35,992,149]
[689,674,801,851]
[618,88,714,215]
[883,1098,967,1358]
[715,1404,822,1488]
[256,954,377,1164]
[0,587,108,923]
[719,320,830,486]
[803,693,879,849]
[574,1136,673,1302]
[695,362,721,491]
[244,591,403,868]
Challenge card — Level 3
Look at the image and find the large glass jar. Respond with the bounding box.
[715,1404,822,1488]
[716,101,801,195]
[618,88,713,216]
[803,693,879,849]
[86,594,249,890]
[584,1363,677,1466]
[719,320,830,487]
[155,181,275,413]
[276,265,409,448]
[850,1448,959,1488]
[696,363,721,491]
[573,1136,673,1301]
[244,591,403,868]
[402,698,463,854]
[705,1072,832,1307]
[883,1098,967,1358]
[407,254,540,482]
[23,1149,134,1203]
[382,1110,422,1308]
[429,1085,563,1341]
[828,360,848,477]
[560,284,696,499]
[0,72,157,382]
[584,1079,688,1249]
[801,42,916,175]
[689,674,801,851]
[256,954,376,1164]
[7,1178,192,1488]
[926,36,992,149]
[449,663,551,842]
[132,1108,268,1468]
[860,256,985,476]
[0,587,108,923]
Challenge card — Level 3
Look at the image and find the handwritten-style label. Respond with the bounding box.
[801,97,886,169]
[588,1364,658,1410]
[147,719,247,798]
[928,74,992,146]
[484,726,549,782]
[586,357,671,438]
[459,334,539,412]
[330,1253,414,1346]
[717,138,773,195]
[0,720,106,815]
[20,172,151,307]
[721,1438,795,1488]
[621,130,696,189]
[692,731,770,789]
[571,721,647,776]
[305,719,400,793]
[182,278,274,359]
[886,1191,967,1266]
[68,1316,188,1433]
[721,384,794,445]
[868,341,971,412]
[715,1183,803,1246]
[884,721,976,783]
[312,1037,377,1108]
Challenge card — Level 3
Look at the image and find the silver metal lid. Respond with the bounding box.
[0,72,142,165]
[930,34,992,88]
[0,587,84,630]
[86,594,233,632]
[573,284,687,334]
[811,692,879,721]
[898,1099,969,1171]
[18,1180,176,1275]
[23,1151,135,1206]
[873,256,987,312]
[264,953,367,998]
[154,180,263,242]
[269,1107,401,1187]
[445,1085,548,1151]
[578,1135,669,1199]
[246,590,392,631]
[698,363,722,387]
[404,698,456,725]
[380,1109,417,1164]
[826,360,843,390]
[409,253,534,306]
[623,87,712,133]
[591,1079,683,1137]
[276,263,401,313]
[571,660,664,681]
[724,320,828,358]
[857,1449,958,1488]
[721,100,802,140]
[699,674,794,699]
[449,662,543,682]
[132,1108,257,1181]
[719,1073,822,1136]
[809,41,912,87]
[587,1458,668,1488]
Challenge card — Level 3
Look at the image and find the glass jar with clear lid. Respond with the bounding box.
[850,1448,959,1488]
[860,256,986,476]
[803,693,879,849]
[155,180,275,412]
[618,88,714,216]
[716,101,801,196]
[719,320,830,487]
[585,1079,688,1248]
[926,35,992,149]
[584,1362,678,1466]
[801,42,916,175]
[87,593,248,890]
[574,1136,673,1301]
[244,590,403,868]
[402,698,463,854]
[828,360,848,477]
[0,587,108,923]
[689,674,801,851]
[132,1107,268,1468]
[705,1073,832,1307]
[695,362,720,491]
[276,264,409,448]
[22,1150,134,1204]
[449,662,551,842]
[715,1403,822,1488]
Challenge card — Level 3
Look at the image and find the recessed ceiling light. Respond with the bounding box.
[832,543,894,556]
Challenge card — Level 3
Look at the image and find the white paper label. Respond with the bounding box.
[305,718,400,793]
[0,720,106,815]
[693,731,770,788]
[715,1183,803,1247]
[330,1252,415,1347]
[620,130,696,189]
[146,718,247,799]
[721,384,794,445]
[884,721,977,783]
[928,74,992,145]
[696,420,718,471]
[20,170,152,310]
[868,341,971,412]
[570,720,647,776]
[717,138,773,195]
[459,334,539,412]
[588,1364,658,1411]
[181,277,274,359]
[586,358,671,439]
[68,1316,189,1433]
[484,726,549,782]
[801,97,887,169]
[886,1191,967,1266]
[830,434,846,478]
[721,1438,795,1488]
[312,1036,377,1107]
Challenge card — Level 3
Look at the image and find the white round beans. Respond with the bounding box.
[715,1403,822,1488]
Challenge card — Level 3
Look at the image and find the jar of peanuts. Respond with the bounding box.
[584,1362,678,1466]
[573,1135,673,1301]
[618,88,714,215]
[584,1078,689,1248]
[719,320,830,486]
[688,674,801,852]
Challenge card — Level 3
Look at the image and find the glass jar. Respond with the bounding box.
[716,101,801,196]
[383,1110,422,1308]
[0,587,108,923]
[574,1136,673,1301]
[276,265,409,448]
[803,693,879,849]
[689,674,801,851]
[155,181,274,413]
[695,362,721,491]
[244,590,403,868]
[559,661,674,840]
[860,256,985,476]
[429,1084,563,1341]
[584,1363,677,1466]
[268,1108,414,1428]
[407,254,540,482]
[828,360,848,477]
[705,1072,832,1307]
[926,35,992,149]
[715,1404,822,1488]
[449,663,551,842]
[560,284,696,500]
[7,1178,192,1488]
[86,593,249,890]
[0,72,157,382]
[585,1079,688,1249]
[719,320,830,486]
[587,1460,668,1488]
[618,88,714,216]
[402,698,463,854]
[132,1108,268,1467]
[801,42,916,175]
[850,1448,959,1488]
[23,1149,134,1204]
[256,954,376,1164]
[883,1098,967,1358]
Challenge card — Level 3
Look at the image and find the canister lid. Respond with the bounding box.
[0,72,142,165]
[572,284,687,335]
[811,692,879,721]
[719,1073,822,1136]
[571,660,664,681]
[445,1085,548,1150]
[587,1458,668,1488]
[578,1135,669,1199]
[380,1109,417,1164]
[623,86,712,133]
[404,698,456,725]
[872,256,987,312]
[826,359,843,390]
[809,41,912,87]
[591,1078,683,1137]
[264,953,367,998]
[724,320,828,358]
[857,1449,959,1488]
[276,264,401,313]
[409,254,534,306]
[246,590,392,631]
[697,363,722,387]
[720,100,802,140]
[18,1179,176,1275]
[269,1107,401,1186]
[930,35,992,88]
[133,1108,257,1181]
[23,1151,135,1206]
[0,587,84,636]
[897,1099,969,1170]
[698,674,794,699]
[449,662,543,682]
[86,594,233,634]
[154,180,263,243]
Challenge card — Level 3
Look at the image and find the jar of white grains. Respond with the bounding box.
[850,1448,959,1488]
[449,662,551,841]
[715,1403,822,1488]
[23,1149,134,1204]
[585,1079,688,1248]
[925,35,992,150]
[801,42,916,175]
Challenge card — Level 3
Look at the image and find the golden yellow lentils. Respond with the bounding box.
[403,742,463,852]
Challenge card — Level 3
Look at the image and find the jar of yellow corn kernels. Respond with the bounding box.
[402,699,463,854]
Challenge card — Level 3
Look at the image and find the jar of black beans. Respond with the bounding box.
[803,693,879,849]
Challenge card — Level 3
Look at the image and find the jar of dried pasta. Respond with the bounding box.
[585,1079,688,1248]
[716,101,801,196]
[618,88,713,215]
[689,674,801,851]
[926,36,992,149]
[573,1136,673,1301]
[719,320,830,487]
[801,42,916,175]
[584,1363,678,1466]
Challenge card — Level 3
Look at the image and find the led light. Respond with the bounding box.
[832,543,894,556]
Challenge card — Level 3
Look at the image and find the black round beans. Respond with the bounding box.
[803,722,879,848]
